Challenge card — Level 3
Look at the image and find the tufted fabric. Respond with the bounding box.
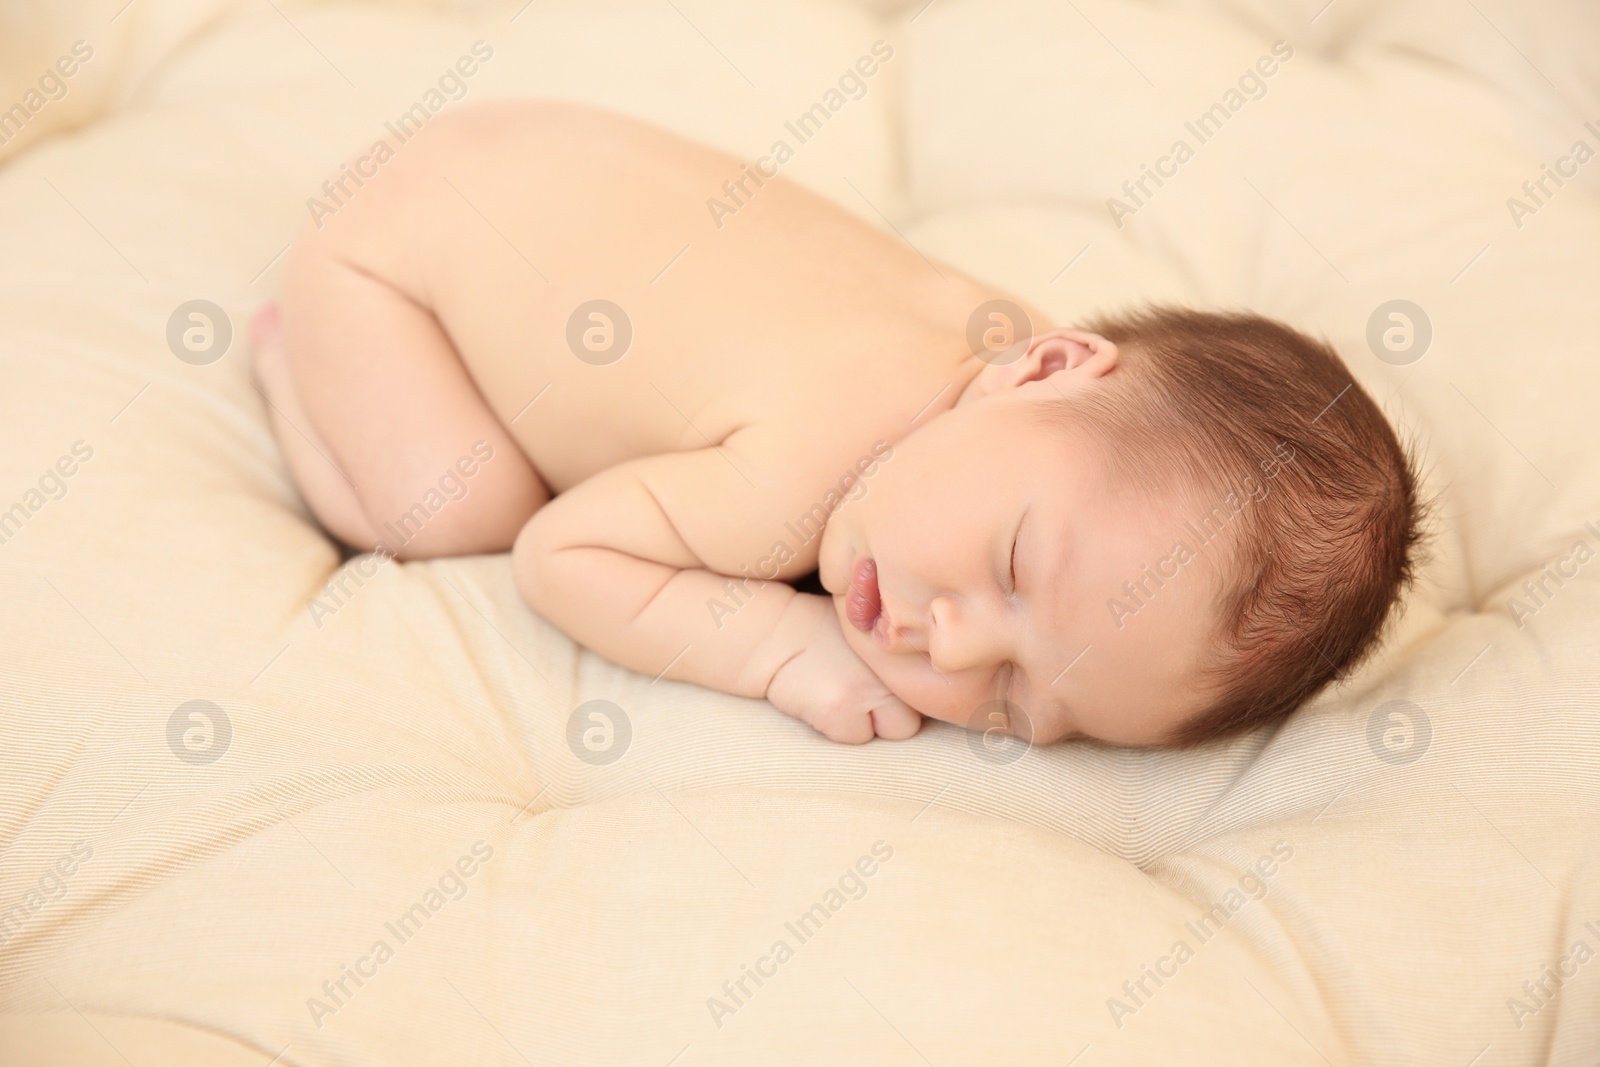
[1,1,1597,1064]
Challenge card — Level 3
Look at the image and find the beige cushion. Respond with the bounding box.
[1,1,1596,1063]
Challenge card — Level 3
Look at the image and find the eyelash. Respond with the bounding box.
[1006,533,1018,596]
[1004,533,1020,698]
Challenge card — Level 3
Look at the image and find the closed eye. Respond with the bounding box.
[1007,527,1019,596]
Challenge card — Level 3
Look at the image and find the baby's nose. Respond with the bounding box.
[926,598,1007,673]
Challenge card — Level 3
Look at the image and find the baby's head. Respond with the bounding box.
[818,304,1423,748]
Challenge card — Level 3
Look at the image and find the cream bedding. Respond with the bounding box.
[1,0,1597,1064]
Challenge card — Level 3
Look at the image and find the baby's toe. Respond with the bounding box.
[248,302,284,389]
[250,301,281,349]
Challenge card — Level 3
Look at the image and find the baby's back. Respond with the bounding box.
[301,98,1025,492]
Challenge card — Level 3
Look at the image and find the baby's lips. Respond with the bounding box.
[845,556,881,632]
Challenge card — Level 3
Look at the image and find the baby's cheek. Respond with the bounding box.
[886,662,983,725]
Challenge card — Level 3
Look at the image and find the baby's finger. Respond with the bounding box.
[869,699,923,741]
[810,705,876,745]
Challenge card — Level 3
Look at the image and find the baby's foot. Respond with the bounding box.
[250,300,329,447]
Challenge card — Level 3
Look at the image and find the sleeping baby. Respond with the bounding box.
[252,99,1422,748]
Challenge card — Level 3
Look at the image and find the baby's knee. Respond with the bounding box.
[362,448,546,559]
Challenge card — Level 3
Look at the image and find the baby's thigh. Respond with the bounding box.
[278,241,548,557]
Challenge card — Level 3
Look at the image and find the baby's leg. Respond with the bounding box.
[257,249,548,560]
[252,303,381,549]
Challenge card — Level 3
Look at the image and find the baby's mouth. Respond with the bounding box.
[845,556,881,633]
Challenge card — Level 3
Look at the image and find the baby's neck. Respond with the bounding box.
[917,352,989,426]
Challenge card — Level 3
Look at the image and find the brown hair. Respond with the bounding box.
[1053,305,1425,745]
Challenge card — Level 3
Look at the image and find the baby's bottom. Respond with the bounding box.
[251,253,548,560]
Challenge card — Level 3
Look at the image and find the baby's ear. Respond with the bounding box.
[1030,329,1118,381]
[961,328,1119,404]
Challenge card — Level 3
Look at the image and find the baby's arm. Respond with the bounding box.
[512,432,920,742]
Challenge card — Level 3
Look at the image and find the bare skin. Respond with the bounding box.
[254,98,1220,747]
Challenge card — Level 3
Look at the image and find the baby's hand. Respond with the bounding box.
[762,594,923,744]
